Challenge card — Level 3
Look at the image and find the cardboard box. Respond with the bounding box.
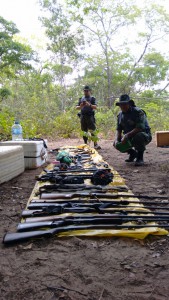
[155,131,169,147]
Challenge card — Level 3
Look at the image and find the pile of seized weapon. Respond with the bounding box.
[3,147,169,245]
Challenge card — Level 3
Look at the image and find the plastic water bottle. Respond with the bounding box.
[11,121,23,140]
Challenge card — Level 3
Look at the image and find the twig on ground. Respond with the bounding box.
[99,288,105,300]
[44,285,87,297]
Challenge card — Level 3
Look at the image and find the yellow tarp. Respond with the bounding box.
[26,144,168,239]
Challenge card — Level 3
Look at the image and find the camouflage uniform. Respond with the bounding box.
[117,106,152,152]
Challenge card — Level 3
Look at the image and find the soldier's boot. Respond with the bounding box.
[135,151,144,166]
[94,142,101,150]
[125,149,137,162]
[83,136,88,144]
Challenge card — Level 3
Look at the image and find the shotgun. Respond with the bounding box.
[17,216,169,232]
[3,223,169,245]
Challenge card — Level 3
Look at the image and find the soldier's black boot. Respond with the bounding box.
[135,151,144,166]
[83,136,88,144]
[94,142,101,150]
[125,149,137,162]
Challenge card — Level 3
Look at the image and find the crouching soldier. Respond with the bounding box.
[113,94,152,166]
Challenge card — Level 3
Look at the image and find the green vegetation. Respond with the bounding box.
[0,0,169,141]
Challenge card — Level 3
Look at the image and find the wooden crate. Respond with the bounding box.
[155,131,169,147]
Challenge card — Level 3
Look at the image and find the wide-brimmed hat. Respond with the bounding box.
[116,94,130,106]
[83,85,91,91]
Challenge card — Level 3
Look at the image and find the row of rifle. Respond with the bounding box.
[3,146,169,245]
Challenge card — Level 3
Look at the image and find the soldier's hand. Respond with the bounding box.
[121,134,128,144]
[113,140,118,148]
[80,102,85,108]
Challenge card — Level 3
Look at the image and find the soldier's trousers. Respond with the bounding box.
[130,132,152,152]
[80,115,96,132]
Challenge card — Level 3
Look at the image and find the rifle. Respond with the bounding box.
[31,197,169,206]
[3,223,169,245]
[22,207,107,217]
[44,168,111,174]
[22,210,169,223]
[21,206,169,218]
[17,215,169,232]
[28,201,169,211]
[39,192,168,200]
[37,184,128,194]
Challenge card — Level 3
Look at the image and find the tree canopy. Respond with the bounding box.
[0,0,169,140]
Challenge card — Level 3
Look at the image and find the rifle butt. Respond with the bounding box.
[3,229,54,245]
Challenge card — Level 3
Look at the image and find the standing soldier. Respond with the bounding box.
[113,94,152,166]
[76,85,101,149]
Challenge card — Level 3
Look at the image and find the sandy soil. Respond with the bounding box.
[0,137,169,300]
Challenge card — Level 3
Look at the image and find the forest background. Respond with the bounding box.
[0,0,169,140]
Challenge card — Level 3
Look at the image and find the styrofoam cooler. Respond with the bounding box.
[0,141,48,169]
[0,146,25,184]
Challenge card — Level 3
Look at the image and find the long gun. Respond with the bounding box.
[22,210,169,223]
[39,192,168,200]
[37,184,128,194]
[31,198,169,206]
[21,206,169,218]
[3,223,169,245]
[44,168,111,174]
[22,207,111,217]
[17,215,169,232]
[28,201,169,210]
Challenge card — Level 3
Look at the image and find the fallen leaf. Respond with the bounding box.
[129,272,136,278]
[152,253,161,258]
[20,243,33,250]
[124,265,132,270]
[91,242,97,248]
[11,186,22,190]
[156,189,165,194]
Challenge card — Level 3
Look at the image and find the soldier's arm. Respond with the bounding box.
[76,98,84,110]
[122,128,141,143]
[86,97,97,109]
[113,130,122,147]
[114,114,122,144]
[116,130,122,142]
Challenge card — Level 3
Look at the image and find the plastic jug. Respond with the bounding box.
[11,121,23,140]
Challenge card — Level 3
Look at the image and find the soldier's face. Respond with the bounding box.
[84,90,91,97]
[119,103,130,112]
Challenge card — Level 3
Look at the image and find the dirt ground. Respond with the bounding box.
[0,137,169,300]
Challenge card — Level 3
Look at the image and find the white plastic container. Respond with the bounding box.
[0,146,25,184]
[0,140,48,169]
